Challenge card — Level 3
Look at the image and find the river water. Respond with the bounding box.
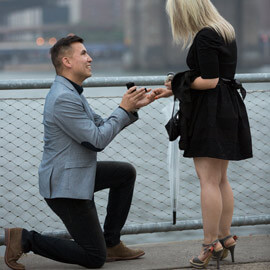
[0,65,270,257]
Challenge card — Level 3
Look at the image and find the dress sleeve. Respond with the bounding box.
[195,29,223,79]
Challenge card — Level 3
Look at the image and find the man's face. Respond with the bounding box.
[67,42,92,82]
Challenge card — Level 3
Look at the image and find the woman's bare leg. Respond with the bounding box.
[218,160,234,239]
[193,157,225,244]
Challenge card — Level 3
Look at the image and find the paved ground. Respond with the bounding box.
[1,235,270,269]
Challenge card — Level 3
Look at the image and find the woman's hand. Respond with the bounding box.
[164,80,172,90]
[149,76,174,100]
[149,88,173,100]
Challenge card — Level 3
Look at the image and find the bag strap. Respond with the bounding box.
[170,96,177,118]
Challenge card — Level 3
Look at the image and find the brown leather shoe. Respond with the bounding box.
[4,228,25,270]
[106,241,145,262]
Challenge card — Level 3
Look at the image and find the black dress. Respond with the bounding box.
[183,27,252,160]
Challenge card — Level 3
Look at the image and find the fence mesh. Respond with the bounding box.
[0,87,270,236]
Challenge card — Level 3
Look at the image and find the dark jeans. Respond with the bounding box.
[21,161,136,268]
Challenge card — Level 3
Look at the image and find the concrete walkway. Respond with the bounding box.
[1,235,270,270]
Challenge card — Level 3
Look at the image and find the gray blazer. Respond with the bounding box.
[38,75,138,200]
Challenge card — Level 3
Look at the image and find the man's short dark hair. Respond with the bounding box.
[50,35,84,72]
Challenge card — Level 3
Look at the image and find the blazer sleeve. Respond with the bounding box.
[53,92,138,151]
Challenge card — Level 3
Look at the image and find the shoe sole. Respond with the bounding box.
[106,251,145,262]
[4,228,25,270]
[189,260,204,269]
[189,256,211,269]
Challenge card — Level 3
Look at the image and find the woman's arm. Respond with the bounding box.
[191,76,219,90]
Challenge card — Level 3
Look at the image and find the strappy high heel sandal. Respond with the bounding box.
[219,235,238,262]
[190,239,223,269]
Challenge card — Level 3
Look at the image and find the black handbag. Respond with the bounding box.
[165,97,181,141]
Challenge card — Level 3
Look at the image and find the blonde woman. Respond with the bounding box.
[152,0,252,269]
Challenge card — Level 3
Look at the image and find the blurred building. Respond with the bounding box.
[0,0,269,71]
[0,0,124,41]
[0,0,125,69]
[124,0,270,71]
[67,0,124,29]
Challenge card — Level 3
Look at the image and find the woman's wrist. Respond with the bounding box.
[167,89,173,96]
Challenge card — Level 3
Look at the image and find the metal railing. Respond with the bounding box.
[1,73,270,245]
[1,73,270,90]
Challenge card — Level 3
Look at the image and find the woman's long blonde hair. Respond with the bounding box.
[166,0,235,48]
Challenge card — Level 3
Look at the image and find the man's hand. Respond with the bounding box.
[135,88,155,108]
[120,87,153,112]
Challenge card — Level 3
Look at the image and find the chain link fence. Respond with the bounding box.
[0,75,270,244]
